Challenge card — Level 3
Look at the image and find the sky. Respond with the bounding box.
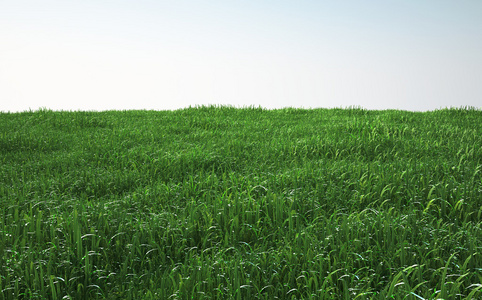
[1,0,481,112]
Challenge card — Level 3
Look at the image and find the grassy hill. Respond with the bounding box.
[1,106,481,299]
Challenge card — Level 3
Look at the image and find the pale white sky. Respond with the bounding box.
[1,0,481,112]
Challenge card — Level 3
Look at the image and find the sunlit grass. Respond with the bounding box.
[1,105,481,299]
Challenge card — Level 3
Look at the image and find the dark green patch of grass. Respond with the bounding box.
[1,105,481,299]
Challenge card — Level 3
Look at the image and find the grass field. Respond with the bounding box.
[1,106,481,299]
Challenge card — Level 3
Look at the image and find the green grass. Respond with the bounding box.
[1,105,481,299]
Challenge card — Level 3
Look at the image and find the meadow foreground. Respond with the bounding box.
[1,106,481,299]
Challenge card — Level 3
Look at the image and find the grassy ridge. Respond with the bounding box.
[1,106,481,299]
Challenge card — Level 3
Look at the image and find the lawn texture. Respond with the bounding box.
[1,106,481,299]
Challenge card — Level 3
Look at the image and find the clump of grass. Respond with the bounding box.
[1,105,481,299]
